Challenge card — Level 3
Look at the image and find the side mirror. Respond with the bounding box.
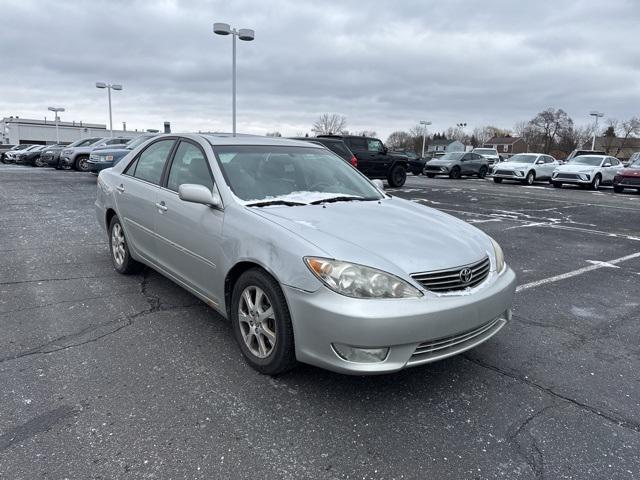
[536,159,545,165]
[372,179,384,191]
[603,162,611,168]
[178,184,222,208]
[382,146,388,154]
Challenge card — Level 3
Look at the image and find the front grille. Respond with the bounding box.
[425,165,443,172]
[556,173,580,180]
[620,177,640,186]
[409,317,506,364]
[90,154,99,161]
[411,256,490,293]
[494,169,514,176]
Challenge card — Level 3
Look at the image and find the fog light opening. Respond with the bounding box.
[331,343,389,363]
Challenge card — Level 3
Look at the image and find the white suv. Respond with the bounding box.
[551,155,624,190]
[492,153,558,185]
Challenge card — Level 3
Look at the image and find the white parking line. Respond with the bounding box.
[516,252,640,292]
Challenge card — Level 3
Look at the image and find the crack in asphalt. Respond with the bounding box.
[463,355,640,434]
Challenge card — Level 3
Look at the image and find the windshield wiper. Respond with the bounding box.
[246,200,308,207]
[309,196,375,205]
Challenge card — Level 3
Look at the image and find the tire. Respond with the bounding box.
[449,166,461,179]
[231,268,297,375]
[74,155,89,172]
[387,164,407,188]
[552,182,562,188]
[493,177,503,183]
[108,215,143,274]
[613,185,623,193]
[522,171,535,185]
[34,156,45,168]
[426,173,436,178]
[478,166,488,179]
[590,174,601,191]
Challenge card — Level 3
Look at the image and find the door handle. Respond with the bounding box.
[155,201,168,212]
[115,184,125,193]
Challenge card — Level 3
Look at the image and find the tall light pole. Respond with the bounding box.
[590,111,604,150]
[47,107,65,144]
[213,22,255,136]
[96,82,123,137]
[420,120,432,158]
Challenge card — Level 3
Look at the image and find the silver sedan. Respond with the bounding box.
[96,134,516,375]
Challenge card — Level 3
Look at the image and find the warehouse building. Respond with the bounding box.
[0,116,155,145]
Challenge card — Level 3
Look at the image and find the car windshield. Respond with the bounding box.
[474,149,496,155]
[213,145,383,204]
[506,154,537,163]
[629,158,640,168]
[126,136,154,149]
[437,152,465,161]
[67,138,102,148]
[569,156,604,166]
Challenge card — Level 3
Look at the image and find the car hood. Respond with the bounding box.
[556,164,598,173]
[619,168,640,177]
[91,146,130,155]
[250,198,493,277]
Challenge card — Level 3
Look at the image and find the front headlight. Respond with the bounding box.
[490,238,505,274]
[304,257,422,299]
[100,155,114,162]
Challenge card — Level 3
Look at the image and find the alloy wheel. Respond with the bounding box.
[78,158,88,171]
[111,223,126,267]
[238,286,277,358]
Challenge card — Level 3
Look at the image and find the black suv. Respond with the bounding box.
[290,137,357,167]
[318,135,408,187]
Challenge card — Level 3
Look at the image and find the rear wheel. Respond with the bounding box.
[387,164,407,187]
[231,269,297,375]
[552,182,562,188]
[590,174,601,191]
[108,215,143,274]
[613,185,624,193]
[478,166,488,179]
[74,155,89,172]
[449,166,461,179]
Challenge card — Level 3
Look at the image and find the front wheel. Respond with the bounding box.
[478,166,488,179]
[74,155,89,172]
[387,164,407,188]
[590,174,601,191]
[522,171,535,185]
[231,269,297,375]
[449,166,461,179]
[34,156,46,167]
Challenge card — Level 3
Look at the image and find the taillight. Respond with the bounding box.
[350,156,358,167]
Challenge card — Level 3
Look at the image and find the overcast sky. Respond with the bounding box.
[1,0,638,139]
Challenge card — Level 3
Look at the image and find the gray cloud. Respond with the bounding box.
[1,0,638,139]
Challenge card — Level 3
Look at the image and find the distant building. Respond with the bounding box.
[427,139,465,154]
[0,116,145,145]
[484,136,528,156]
[581,136,640,161]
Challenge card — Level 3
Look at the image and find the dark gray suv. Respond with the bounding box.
[424,152,490,179]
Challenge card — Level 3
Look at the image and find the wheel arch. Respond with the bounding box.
[225,261,286,319]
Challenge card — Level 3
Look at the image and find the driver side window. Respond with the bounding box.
[166,141,214,193]
[367,139,383,152]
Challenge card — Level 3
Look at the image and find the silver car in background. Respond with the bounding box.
[551,155,624,190]
[96,134,515,375]
[491,153,558,185]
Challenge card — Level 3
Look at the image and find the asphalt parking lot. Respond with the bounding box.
[1,165,639,479]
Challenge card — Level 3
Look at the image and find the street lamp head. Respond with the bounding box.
[48,107,65,112]
[420,120,432,126]
[112,84,123,91]
[214,22,231,35]
[590,111,604,117]
[96,82,107,89]
[238,28,255,41]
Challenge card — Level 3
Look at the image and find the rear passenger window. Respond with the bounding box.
[129,140,174,184]
[167,141,214,192]
[348,138,367,151]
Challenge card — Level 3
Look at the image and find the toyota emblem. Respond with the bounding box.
[459,267,473,284]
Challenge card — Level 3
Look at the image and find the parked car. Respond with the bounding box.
[5,145,40,164]
[0,144,17,162]
[624,152,640,167]
[60,137,130,171]
[565,149,606,162]
[472,148,501,166]
[424,151,490,179]
[393,150,425,175]
[491,153,558,185]
[1,144,23,163]
[551,155,624,190]
[613,156,640,193]
[40,145,68,168]
[16,145,48,167]
[317,134,409,187]
[289,136,357,167]
[96,134,515,375]
[88,134,157,173]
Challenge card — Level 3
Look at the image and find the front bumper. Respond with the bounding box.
[42,153,60,167]
[60,155,74,168]
[613,176,640,189]
[284,267,516,374]
[492,169,524,180]
[87,160,114,173]
[424,165,450,175]
[552,173,593,184]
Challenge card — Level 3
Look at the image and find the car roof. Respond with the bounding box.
[190,133,324,148]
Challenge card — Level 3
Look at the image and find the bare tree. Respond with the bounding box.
[473,125,511,146]
[386,131,413,150]
[613,117,640,156]
[311,114,347,135]
[528,108,573,154]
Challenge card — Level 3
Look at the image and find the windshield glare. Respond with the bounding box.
[126,136,154,149]
[569,156,603,166]
[437,152,465,161]
[507,154,537,163]
[213,145,383,204]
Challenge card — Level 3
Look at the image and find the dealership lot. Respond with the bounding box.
[1,165,639,479]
